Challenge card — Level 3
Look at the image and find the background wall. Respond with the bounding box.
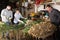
[52,4,60,11]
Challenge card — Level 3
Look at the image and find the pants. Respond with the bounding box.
[5,22,10,25]
[51,22,60,40]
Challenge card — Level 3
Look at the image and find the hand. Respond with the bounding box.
[24,18,27,19]
[9,18,12,20]
[19,20,25,24]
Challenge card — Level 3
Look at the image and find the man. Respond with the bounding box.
[1,5,13,25]
[45,4,60,40]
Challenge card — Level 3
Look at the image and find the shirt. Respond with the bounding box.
[1,9,13,23]
[14,13,24,23]
[48,8,60,23]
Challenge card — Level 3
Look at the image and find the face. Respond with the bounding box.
[46,7,51,11]
[7,6,11,10]
[16,10,20,13]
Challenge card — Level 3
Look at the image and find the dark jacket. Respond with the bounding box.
[49,8,60,24]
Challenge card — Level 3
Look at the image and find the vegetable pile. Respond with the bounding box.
[28,21,56,38]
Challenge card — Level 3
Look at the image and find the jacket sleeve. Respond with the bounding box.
[1,10,5,17]
[54,10,60,22]
[19,13,24,18]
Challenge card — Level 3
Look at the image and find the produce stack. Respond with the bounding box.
[28,21,56,39]
[0,22,25,40]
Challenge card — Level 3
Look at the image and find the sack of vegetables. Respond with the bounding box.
[28,21,56,39]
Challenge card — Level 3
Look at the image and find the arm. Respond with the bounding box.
[19,13,24,18]
[1,10,5,17]
[20,13,27,19]
[55,10,60,18]
[54,10,60,22]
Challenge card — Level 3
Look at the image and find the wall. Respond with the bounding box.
[56,0,60,2]
[52,4,60,11]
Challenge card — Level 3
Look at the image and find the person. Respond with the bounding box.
[13,9,24,24]
[1,5,13,25]
[45,4,60,40]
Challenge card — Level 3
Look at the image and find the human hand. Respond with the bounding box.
[9,18,12,20]
[19,20,25,24]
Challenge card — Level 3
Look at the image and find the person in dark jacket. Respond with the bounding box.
[45,4,60,40]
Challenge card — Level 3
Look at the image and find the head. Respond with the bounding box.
[6,5,11,10]
[15,9,20,13]
[46,4,53,12]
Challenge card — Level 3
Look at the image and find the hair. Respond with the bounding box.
[15,8,20,12]
[7,5,11,7]
[15,8,19,10]
[46,4,53,8]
